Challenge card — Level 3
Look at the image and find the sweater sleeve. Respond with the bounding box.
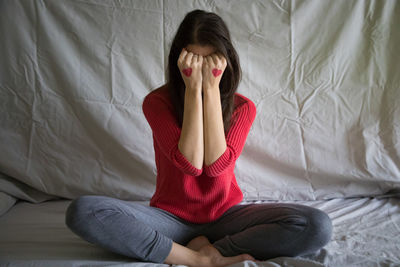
[203,99,256,177]
[142,93,203,176]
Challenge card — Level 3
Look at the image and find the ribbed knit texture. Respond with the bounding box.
[142,86,256,223]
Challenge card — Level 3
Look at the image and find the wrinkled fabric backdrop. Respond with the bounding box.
[0,0,399,203]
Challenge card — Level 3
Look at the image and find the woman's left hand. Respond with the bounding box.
[202,53,227,91]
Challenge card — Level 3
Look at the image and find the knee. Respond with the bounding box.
[305,208,333,251]
[65,195,102,232]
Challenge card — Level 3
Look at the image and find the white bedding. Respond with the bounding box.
[1,197,399,267]
[1,0,400,266]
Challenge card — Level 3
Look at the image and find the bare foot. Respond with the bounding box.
[187,235,211,251]
[197,244,255,267]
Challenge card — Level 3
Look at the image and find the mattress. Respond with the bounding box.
[1,197,400,267]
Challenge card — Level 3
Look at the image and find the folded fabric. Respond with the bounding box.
[0,172,60,204]
[0,192,17,217]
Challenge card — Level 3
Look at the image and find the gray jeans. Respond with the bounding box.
[65,195,332,263]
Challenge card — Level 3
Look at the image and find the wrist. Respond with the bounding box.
[186,86,202,94]
[203,86,220,96]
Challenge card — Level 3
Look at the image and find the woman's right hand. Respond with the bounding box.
[177,48,203,91]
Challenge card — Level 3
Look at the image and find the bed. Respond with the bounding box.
[1,0,399,266]
[1,191,400,266]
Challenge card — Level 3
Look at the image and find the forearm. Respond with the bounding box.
[203,87,227,166]
[178,88,204,169]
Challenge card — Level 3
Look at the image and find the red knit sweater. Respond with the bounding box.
[142,85,256,224]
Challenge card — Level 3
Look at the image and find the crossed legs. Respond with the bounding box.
[200,203,332,260]
[65,195,332,265]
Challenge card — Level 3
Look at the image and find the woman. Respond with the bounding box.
[65,9,332,267]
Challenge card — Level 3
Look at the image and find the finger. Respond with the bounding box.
[192,54,198,64]
[197,55,203,65]
[178,48,188,66]
[211,53,219,66]
[185,52,193,66]
[219,53,227,68]
[201,56,207,70]
[215,52,225,62]
[205,56,213,67]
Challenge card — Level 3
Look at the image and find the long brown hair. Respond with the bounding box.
[167,9,242,134]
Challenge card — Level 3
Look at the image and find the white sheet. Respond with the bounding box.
[0,0,399,204]
[1,198,399,266]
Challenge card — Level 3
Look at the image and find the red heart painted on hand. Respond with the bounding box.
[212,68,222,77]
[182,68,192,77]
